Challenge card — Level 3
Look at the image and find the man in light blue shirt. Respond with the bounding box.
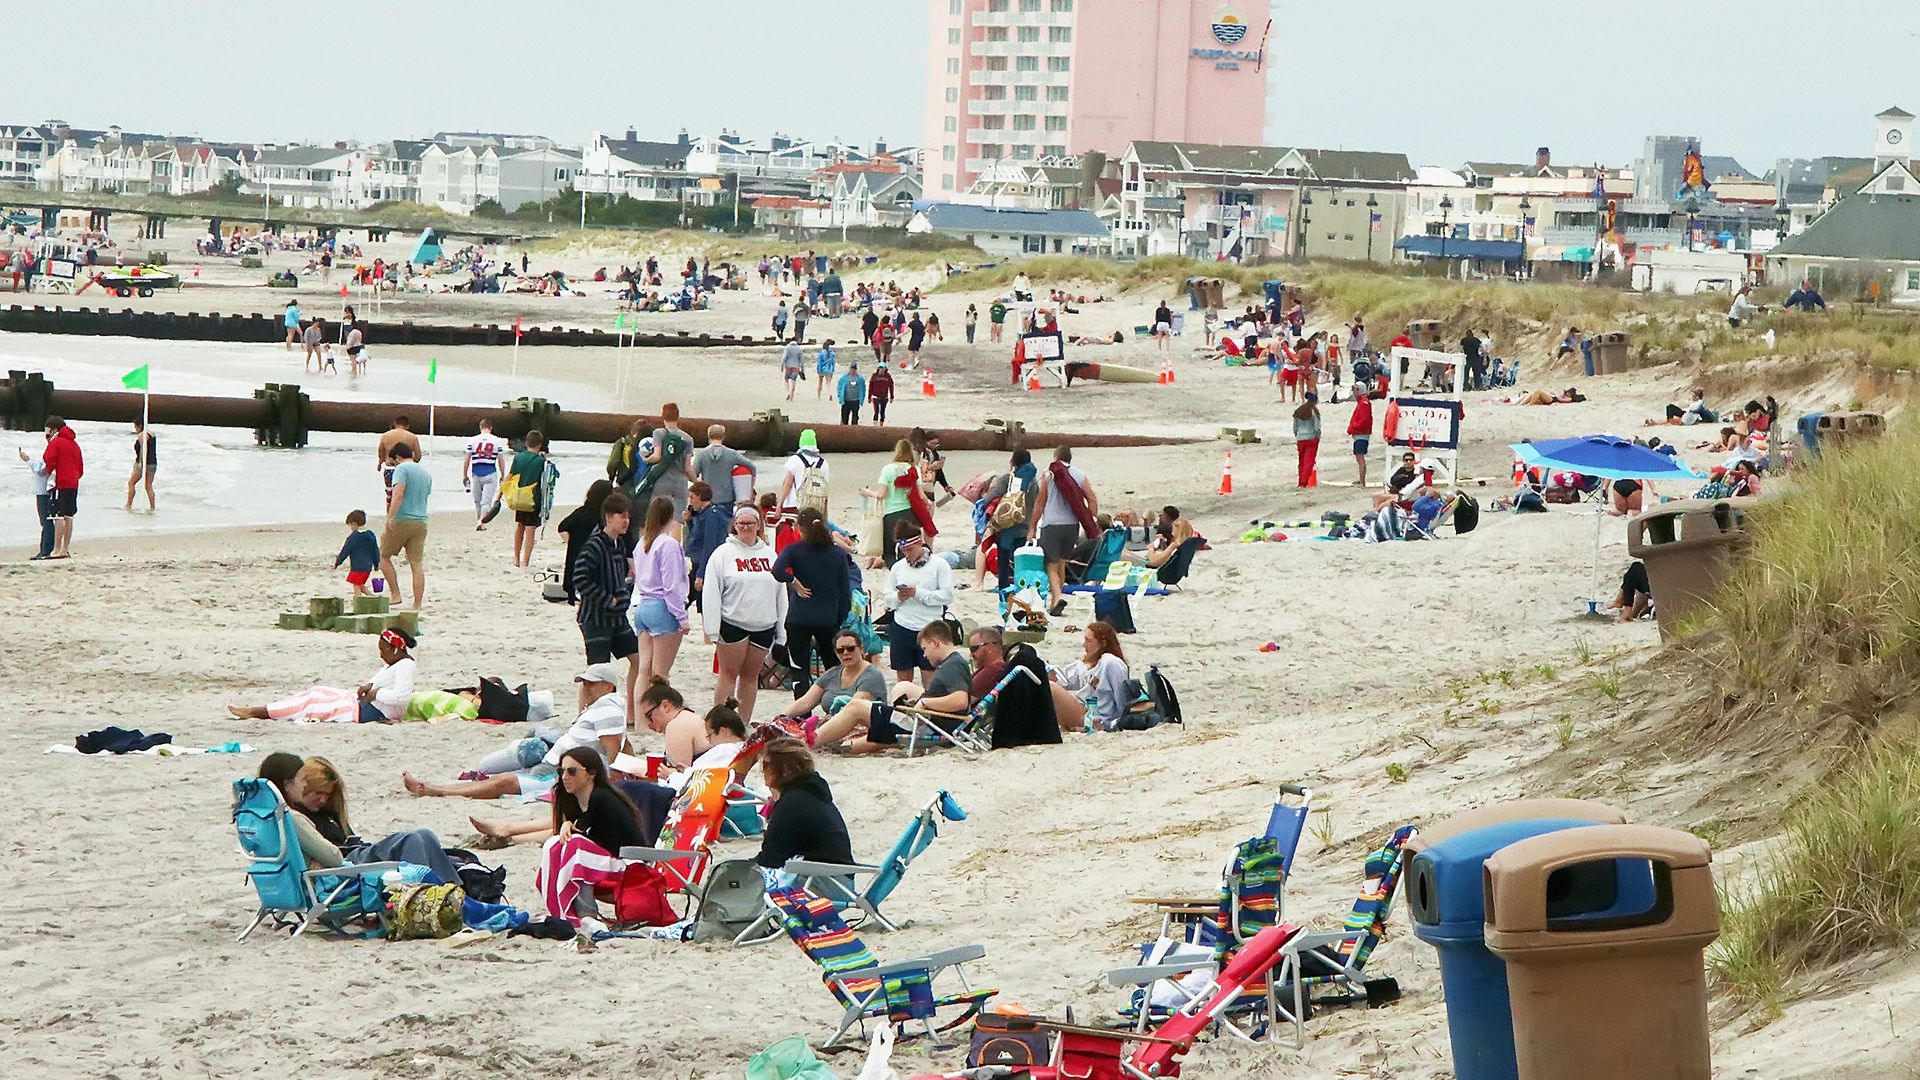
[380,443,434,609]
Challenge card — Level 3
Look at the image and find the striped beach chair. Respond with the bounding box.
[1273,823,1418,1047]
[766,885,996,1049]
[1114,832,1289,1040]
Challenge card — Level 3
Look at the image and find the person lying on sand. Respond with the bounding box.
[229,629,414,724]
[401,664,626,801]
[1505,387,1587,405]
[1068,331,1125,346]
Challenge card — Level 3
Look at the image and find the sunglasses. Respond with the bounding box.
[835,644,860,655]
[559,766,587,778]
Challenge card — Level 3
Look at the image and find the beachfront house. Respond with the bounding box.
[485,147,582,215]
[959,159,1095,211]
[907,202,1108,258]
[239,146,363,210]
[753,156,924,234]
[1768,167,1920,302]
[0,123,61,187]
[1112,140,1413,263]
[578,132,693,204]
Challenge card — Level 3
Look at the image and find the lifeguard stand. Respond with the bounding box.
[1380,345,1468,489]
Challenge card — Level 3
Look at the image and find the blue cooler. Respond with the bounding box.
[1407,819,1659,1080]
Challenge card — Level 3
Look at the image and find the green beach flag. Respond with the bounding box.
[427,357,438,384]
[615,311,626,331]
[122,364,149,390]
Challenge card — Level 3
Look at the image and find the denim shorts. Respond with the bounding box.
[632,597,683,636]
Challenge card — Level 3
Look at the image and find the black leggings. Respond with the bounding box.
[840,401,861,425]
[785,622,839,692]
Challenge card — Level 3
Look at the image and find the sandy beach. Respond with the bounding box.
[4,233,1906,1080]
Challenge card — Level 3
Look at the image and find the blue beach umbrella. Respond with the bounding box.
[1511,435,1703,482]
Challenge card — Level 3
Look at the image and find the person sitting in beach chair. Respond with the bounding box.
[1646,388,1716,427]
[806,621,974,753]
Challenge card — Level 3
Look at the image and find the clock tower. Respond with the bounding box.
[1874,106,1913,170]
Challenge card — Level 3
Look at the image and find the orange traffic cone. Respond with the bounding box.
[1160,355,1176,385]
[1218,450,1234,495]
[1307,467,1318,488]
[1026,366,1042,392]
[922,369,936,397]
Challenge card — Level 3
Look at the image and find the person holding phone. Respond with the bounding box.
[882,523,953,686]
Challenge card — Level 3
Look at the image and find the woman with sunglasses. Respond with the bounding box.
[637,677,710,769]
[769,629,887,741]
[700,505,787,722]
[535,746,646,930]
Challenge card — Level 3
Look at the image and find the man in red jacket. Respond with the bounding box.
[42,416,84,559]
[1347,393,1374,489]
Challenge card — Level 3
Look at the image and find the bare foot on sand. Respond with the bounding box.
[470,815,511,838]
[401,771,430,796]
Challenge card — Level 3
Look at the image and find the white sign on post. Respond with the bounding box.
[1380,346,1467,490]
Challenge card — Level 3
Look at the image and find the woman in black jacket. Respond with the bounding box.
[770,508,853,692]
[755,738,855,871]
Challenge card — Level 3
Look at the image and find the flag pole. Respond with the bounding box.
[428,363,438,459]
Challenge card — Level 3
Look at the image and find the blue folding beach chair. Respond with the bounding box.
[1141,783,1314,946]
[232,778,400,942]
[739,791,969,941]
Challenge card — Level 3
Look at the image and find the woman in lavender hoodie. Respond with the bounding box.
[629,496,690,703]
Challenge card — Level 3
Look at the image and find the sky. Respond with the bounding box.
[6,1,1917,173]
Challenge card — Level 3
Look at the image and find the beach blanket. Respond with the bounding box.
[48,741,254,758]
[1049,461,1099,540]
[264,685,359,723]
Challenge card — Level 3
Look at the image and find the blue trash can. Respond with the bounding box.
[1262,279,1284,303]
[814,254,828,274]
[1408,819,1659,1080]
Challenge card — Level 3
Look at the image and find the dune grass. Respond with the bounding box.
[1698,425,1920,735]
[1710,723,1920,1013]
[1686,425,1920,1012]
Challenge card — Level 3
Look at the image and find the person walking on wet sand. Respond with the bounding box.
[123,418,156,513]
[380,443,432,610]
[283,300,302,350]
[42,416,83,560]
[377,415,423,502]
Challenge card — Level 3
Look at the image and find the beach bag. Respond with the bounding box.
[634,432,688,505]
[477,677,530,724]
[746,1037,839,1080]
[1093,588,1136,634]
[503,462,539,512]
[611,861,677,926]
[968,1011,1052,1069]
[1453,494,1480,535]
[388,882,466,939]
[795,450,830,516]
[859,497,884,559]
[957,471,996,504]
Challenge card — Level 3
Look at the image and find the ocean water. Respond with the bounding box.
[0,333,618,548]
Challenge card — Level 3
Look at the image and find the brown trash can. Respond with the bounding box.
[1484,825,1718,1080]
[1406,319,1443,350]
[1593,331,1631,375]
[1625,497,1759,640]
[1202,278,1226,309]
[1816,410,1885,453]
[1406,799,1626,860]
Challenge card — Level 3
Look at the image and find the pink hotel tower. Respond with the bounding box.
[924,0,1275,194]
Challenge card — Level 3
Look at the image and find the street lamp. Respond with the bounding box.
[1365,193,1378,263]
[1774,197,1790,240]
[1438,194,1453,272]
[1298,189,1313,261]
[1685,196,1699,250]
[1518,196,1532,278]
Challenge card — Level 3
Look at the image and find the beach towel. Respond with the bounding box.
[892,468,939,540]
[264,685,359,723]
[1048,461,1099,540]
[75,726,172,753]
[535,833,627,926]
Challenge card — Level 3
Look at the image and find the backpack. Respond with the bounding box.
[795,451,829,515]
[1453,494,1480,535]
[607,436,638,487]
[1143,665,1181,725]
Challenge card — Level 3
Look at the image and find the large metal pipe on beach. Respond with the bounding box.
[2,378,1196,455]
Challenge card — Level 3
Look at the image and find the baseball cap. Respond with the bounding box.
[574,662,622,686]
[798,428,819,449]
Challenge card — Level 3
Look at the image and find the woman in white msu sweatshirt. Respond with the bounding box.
[702,505,789,723]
